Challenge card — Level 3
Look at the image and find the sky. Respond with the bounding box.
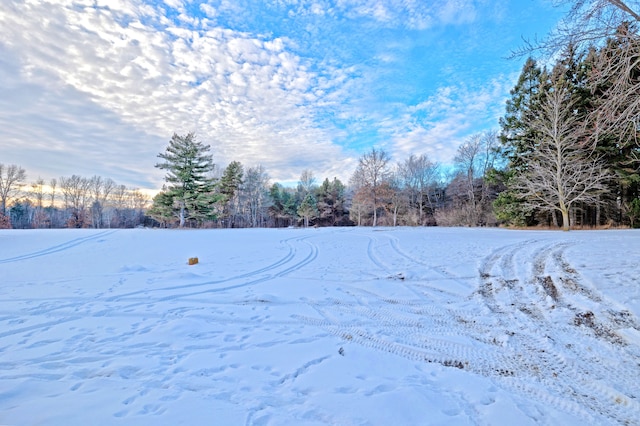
[0,0,567,192]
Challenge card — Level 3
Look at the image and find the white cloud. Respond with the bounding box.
[0,0,354,187]
[382,77,514,165]
[199,3,217,19]
[0,0,527,191]
[436,0,477,25]
[334,0,477,29]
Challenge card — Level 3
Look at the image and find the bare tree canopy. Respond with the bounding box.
[514,84,611,230]
[517,0,640,56]
[398,154,440,224]
[349,148,391,227]
[297,169,317,195]
[0,164,27,215]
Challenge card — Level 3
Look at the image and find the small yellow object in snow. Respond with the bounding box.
[188,257,199,265]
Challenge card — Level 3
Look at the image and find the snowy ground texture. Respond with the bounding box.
[0,227,639,425]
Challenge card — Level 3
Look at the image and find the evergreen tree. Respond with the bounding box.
[297,193,318,227]
[499,58,549,168]
[151,132,218,227]
[268,183,297,227]
[217,161,244,227]
[496,58,549,225]
[316,177,347,226]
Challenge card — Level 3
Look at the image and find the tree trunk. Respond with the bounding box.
[179,202,186,227]
[561,208,570,231]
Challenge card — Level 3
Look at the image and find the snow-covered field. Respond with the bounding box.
[0,227,638,425]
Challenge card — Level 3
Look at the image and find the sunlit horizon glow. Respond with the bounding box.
[0,0,564,191]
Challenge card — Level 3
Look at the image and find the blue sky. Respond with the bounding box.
[0,0,566,191]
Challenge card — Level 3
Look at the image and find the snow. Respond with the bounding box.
[0,227,639,425]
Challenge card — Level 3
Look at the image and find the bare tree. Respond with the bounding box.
[452,131,499,226]
[89,176,116,228]
[349,188,372,226]
[398,154,440,224]
[349,148,391,226]
[31,178,45,208]
[240,165,271,227]
[588,23,640,149]
[518,2,640,145]
[385,171,407,226]
[59,175,92,227]
[297,169,317,196]
[30,178,47,228]
[49,178,57,208]
[514,85,611,230]
[0,164,27,215]
[516,0,640,57]
[454,134,483,225]
[110,184,128,227]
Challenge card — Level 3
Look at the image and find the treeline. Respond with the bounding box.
[147,133,353,228]
[494,22,640,229]
[0,166,150,229]
[146,132,497,229]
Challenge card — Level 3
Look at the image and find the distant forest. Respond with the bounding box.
[2,1,639,230]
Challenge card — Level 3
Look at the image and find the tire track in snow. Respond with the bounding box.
[300,233,535,383]
[103,234,300,301]
[153,236,318,300]
[534,244,640,420]
[297,235,640,424]
[387,234,477,291]
[476,239,538,315]
[361,232,472,302]
[0,230,117,264]
[4,229,639,425]
[476,239,640,425]
[0,234,319,351]
[105,234,318,303]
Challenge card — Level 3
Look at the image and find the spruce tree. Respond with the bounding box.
[495,58,549,226]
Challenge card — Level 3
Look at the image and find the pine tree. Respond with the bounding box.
[297,193,318,227]
[316,177,347,226]
[217,161,244,227]
[151,132,218,227]
[269,183,297,227]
